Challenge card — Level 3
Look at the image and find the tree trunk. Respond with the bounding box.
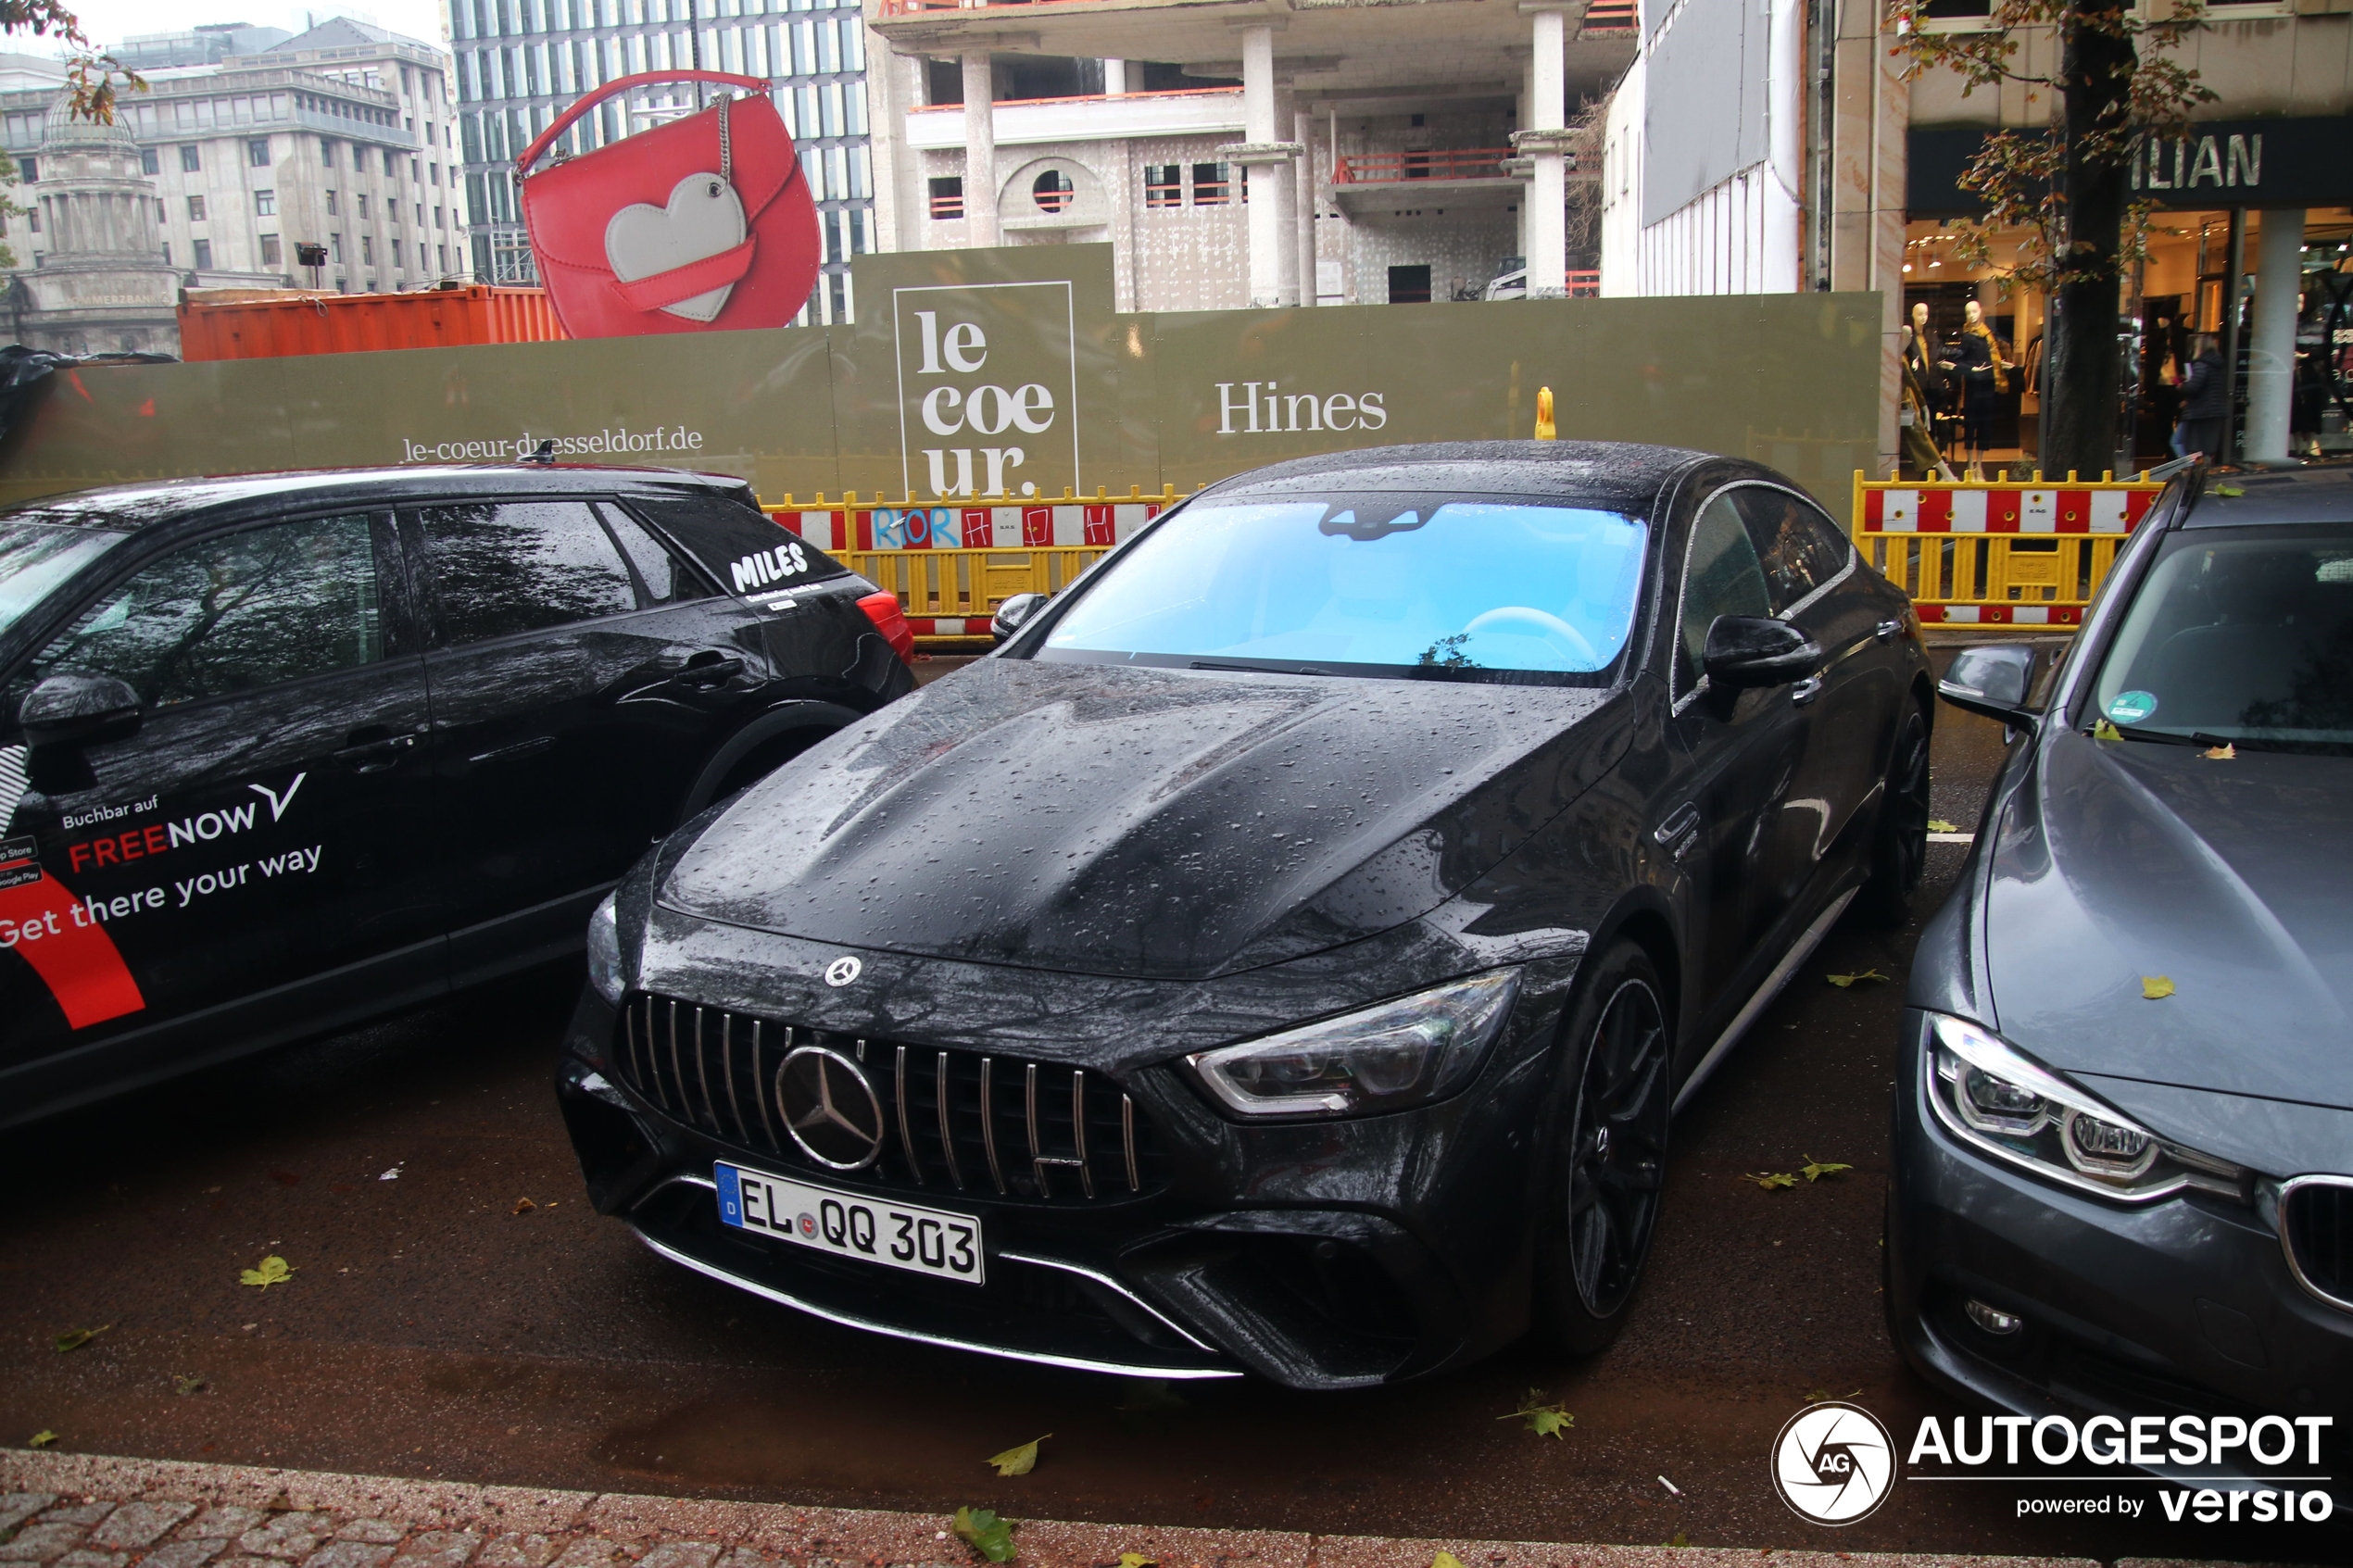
[2044,1,2138,478]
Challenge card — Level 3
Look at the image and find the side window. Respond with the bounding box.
[624,494,850,596]
[415,500,639,645]
[26,513,383,709]
[593,501,718,606]
[1731,485,1852,616]
[1676,495,1771,697]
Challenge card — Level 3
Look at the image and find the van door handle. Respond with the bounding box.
[668,652,746,689]
[333,728,421,772]
[1876,618,1904,641]
[1790,676,1825,707]
[1654,802,1700,845]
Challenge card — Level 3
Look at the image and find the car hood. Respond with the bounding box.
[660,658,1628,980]
[1984,726,2353,1110]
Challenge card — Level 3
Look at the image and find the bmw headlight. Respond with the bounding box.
[1188,970,1521,1119]
[1924,1013,2247,1201]
[585,890,627,1006]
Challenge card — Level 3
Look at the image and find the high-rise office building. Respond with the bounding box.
[447,0,874,325]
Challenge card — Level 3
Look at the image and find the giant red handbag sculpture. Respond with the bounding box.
[517,70,821,338]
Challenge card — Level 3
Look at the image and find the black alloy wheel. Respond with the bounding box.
[1857,699,1931,927]
[1535,941,1672,1355]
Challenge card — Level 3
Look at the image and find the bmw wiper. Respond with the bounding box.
[1189,659,1332,676]
[2095,723,2247,749]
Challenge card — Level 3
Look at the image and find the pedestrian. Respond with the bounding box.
[2173,333,2227,460]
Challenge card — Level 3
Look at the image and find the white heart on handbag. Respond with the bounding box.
[604,172,747,322]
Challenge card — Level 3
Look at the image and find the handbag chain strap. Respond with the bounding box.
[718,94,732,183]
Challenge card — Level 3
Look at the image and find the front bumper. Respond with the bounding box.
[553,960,1571,1390]
[1887,1010,2352,1506]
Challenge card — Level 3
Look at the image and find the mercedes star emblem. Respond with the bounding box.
[774,1044,886,1170]
[824,955,862,987]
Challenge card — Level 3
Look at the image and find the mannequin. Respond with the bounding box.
[1904,300,1952,459]
[1942,298,2011,476]
[1899,325,1954,481]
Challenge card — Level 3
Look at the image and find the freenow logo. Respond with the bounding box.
[1772,1401,1896,1524]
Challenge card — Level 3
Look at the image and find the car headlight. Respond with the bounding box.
[585,890,627,1006]
[1187,970,1521,1119]
[1924,1013,2247,1202]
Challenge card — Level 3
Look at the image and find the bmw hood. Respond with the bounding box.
[1983,726,2353,1110]
[658,659,1625,980]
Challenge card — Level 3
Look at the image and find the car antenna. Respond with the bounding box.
[523,438,556,465]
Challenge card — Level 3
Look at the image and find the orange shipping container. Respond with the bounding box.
[178,284,569,361]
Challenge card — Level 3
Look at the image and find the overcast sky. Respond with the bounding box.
[12,1,447,56]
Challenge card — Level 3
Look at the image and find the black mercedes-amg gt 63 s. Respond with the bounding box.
[557,441,1932,1389]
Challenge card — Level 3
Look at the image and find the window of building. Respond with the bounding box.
[321,137,336,167]
[330,233,343,263]
[434,205,444,228]
[255,190,275,216]
[1144,164,1181,207]
[430,161,440,185]
[361,234,374,264]
[1191,162,1230,205]
[154,198,165,221]
[415,202,423,225]
[27,205,38,233]
[1032,169,1074,213]
[139,147,158,175]
[160,239,169,264]
[1386,264,1431,304]
[16,154,35,182]
[927,175,962,220]
[357,194,370,219]
[260,234,281,267]
[180,145,200,172]
[326,190,339,215]
[248,137,271,168]
[1916,0,1993,27]
[392,239,403,268]
[193,238,213,269]
[187,194,207,221]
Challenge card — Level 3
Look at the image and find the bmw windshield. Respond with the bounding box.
[2091,523,2353,755]
[0,521,126,645]
[1034,493,1650,684]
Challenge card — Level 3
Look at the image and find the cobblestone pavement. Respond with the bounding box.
[3,1450,2198,1568]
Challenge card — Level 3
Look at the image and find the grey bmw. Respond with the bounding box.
[1889,463,2352,1505]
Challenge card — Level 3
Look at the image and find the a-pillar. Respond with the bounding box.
[1227,22,1302,308]
[2244,207,2306,464]
[961,52,1000,247]
[1513,5,1570,298]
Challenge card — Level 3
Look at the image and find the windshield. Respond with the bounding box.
[0,521,125,644]
[1036,494,1649,684]
[2091,523,2353,754]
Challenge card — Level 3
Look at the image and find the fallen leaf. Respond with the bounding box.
[54,1324,111,1353]
[1433,1555,1468,1568]
[987,1435,1050,1477]
[379,1167,401,1182]
[2202,743,2236,760]
[1825,969,1889,988]
[2142,975,2176,1000]
[511,1198,536,1215]
[1927,819,1958,834]
[28,1430,57,1449]
[1666,1534,1691,1549]
[1800,1157,1853,1184]
[1741,1172,1797,1191]
[2214,484,2246,498]
[1497,1387,1574,1437]
[172,1374,208,1397]
[951,1506,1016,1563]
[239,1255,293,1289]
[1118,1555,1155,1568]
[2093,719,2124,742]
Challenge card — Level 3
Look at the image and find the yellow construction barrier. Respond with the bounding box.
[1853,470,2166,626]
[761,487,1177,646]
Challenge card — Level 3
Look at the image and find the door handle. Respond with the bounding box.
[1653,802,1700,845]
[669,652,747,689]
[1790,676,1825,707]
[1875,618,1904,641]
[333,728,421,772]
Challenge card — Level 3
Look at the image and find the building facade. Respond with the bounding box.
[447,0,877,325]
[1,18,470,311]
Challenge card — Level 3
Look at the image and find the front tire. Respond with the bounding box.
[1856,699,1931,928]
[1533,941,1673,1357]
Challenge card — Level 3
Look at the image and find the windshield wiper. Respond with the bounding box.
[2096,723,2266,751]
[1189,659,1332,677]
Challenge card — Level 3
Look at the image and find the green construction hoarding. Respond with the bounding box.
[0,245,1883,526]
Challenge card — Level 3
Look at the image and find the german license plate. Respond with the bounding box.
[715,1161,985,1286]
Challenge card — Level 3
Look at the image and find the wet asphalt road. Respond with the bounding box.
[0,645,2316,1562]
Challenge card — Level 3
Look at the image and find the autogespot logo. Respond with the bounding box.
[1772,1401,1897,1524]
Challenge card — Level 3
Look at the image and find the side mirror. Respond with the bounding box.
[1701,616,1819,689]
[1938,644,2039,728]
[20,673,143,751]
[991,592,1048,645]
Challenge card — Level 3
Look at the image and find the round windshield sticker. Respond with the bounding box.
[2107,690,2158,724]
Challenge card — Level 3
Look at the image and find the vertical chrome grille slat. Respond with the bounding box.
[623,999,642,1098]
[935,1050,963,1189]
[721,1013,747,1144]
[1122,1094,1139,1193]
[1071,1070,1093,1199]
[1025,1062,1048,1199]
[693,1007,715,1132]
[666,1000,685,1117]
[750,1019,776,1152]
[979,1057,1007,1194]
[894,1045,923,1185]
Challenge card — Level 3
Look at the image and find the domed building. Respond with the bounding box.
[0,94,181,356]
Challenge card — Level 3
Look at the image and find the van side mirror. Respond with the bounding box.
[991,592,1048,645]
[1939,644,2039,728]
[20,673,143,751]
[1701,616,1819,688]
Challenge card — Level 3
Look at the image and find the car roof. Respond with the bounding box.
[0,464,753,534]
[1195,440,1718,512]
[2184,463,2353,528]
